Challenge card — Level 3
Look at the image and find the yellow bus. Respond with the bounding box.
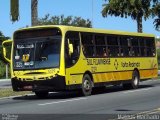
[2,25,158,97]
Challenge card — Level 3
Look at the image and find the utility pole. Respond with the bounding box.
[92,0,94,27]
[6,64,8,79]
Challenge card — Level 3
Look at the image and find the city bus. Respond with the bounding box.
[2,25,158,97]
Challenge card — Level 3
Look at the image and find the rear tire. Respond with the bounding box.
[82,74,92,96]
[131,70,139,89]
[35,91,48,98]
[123,70,139,89]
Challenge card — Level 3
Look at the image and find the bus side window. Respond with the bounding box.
[139,38,146,56]
[65,31,80,67]
[131,37,140,56]
[81,33,95,57]
[95,35,106,57]
[107,35,119,57]
[146,38,155,56]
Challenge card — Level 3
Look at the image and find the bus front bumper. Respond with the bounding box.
[11,75,66,92]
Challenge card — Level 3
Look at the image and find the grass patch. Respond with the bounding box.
[156,76,160,79]
[0,88,32,98]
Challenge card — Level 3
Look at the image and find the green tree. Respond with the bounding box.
[37,14,92,28]
[152,0,160,30]
[102,0,151,33]
[0,32,10,78]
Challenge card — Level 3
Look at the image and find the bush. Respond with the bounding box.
[157,49,160,70]
[0,60,5,78]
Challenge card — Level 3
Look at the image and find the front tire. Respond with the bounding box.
[82,74,92,96]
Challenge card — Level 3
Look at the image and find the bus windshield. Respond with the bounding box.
[13,29,61,70]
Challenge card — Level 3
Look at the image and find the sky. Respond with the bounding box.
[0,0,159,37]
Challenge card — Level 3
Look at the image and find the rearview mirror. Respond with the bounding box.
[2,39,12,63]
[3,47,7,57]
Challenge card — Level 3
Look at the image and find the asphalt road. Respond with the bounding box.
[0,79,160,120]
[0,79,11,88]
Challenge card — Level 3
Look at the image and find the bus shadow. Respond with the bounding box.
[92,84,154,95]
[13,91,83,100]
[13,84,154,100]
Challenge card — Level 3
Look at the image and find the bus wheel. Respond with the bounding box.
[131,70,139,89]
[123,70,139,89]
[35,91,48,98]
[82,74,92,96]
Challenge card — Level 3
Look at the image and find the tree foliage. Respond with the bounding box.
[102,0,160,32]
[102,0,152,33]
[152,0,160,30]
[0,31,10,78]
[37,14,92,28]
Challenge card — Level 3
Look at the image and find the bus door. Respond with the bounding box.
[65,31,81,86]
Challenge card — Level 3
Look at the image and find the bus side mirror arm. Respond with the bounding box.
[2,39,12,63]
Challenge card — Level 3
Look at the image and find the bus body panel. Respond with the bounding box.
[4,25,157,92]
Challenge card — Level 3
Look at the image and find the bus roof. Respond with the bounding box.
[15,25,155,38]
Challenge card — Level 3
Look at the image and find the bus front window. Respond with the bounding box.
[34,39,60,69]
[13,28,61,70]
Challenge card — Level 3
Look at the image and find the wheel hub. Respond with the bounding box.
[133,76,138,85]
[84,80,90,91]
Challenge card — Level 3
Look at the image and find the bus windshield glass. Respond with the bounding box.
[13,28,61,70]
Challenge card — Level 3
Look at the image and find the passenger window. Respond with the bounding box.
[120,37,130,56]
[107,36,119,57]
[131,38,140,56]
[95,34,106,57]
[81,33,95,57]
[146,38,155,56]
[139,38,146,56]
[95,35,105,45]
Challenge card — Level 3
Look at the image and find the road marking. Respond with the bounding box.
[148,111,160,114]
[123,88,152,94]
[38,97,87,106]
[137,108,160,115]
